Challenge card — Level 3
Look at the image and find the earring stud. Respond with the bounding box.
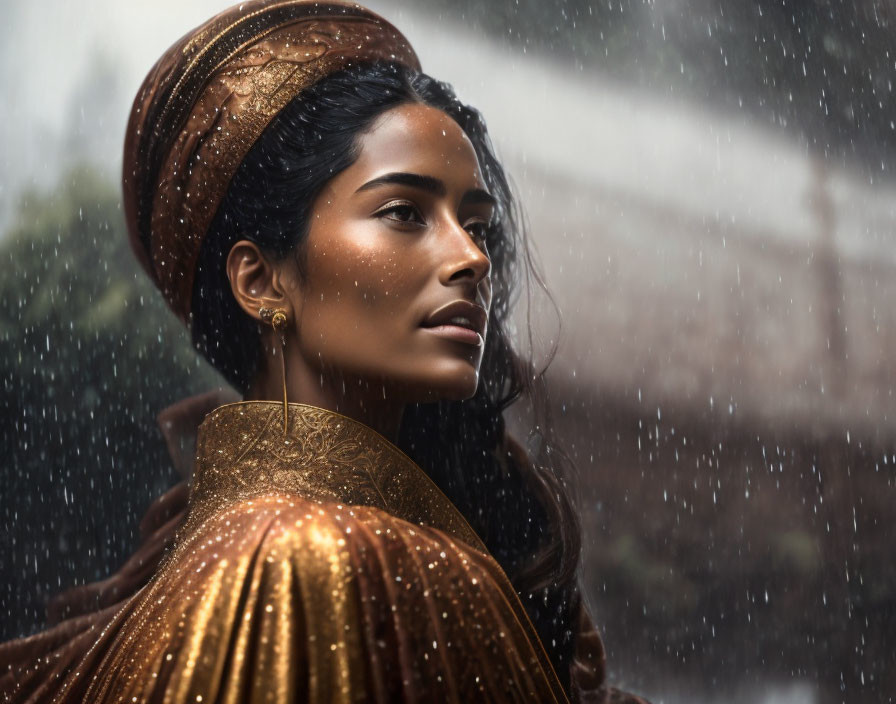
[259,306,287,332]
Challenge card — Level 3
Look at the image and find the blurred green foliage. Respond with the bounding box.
[0,166,222,639]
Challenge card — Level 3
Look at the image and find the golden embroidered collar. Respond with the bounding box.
[187,401,486,552]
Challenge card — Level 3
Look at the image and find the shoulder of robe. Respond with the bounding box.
[17,494,567,704]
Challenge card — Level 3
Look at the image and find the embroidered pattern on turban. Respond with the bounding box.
[123,0,420,323]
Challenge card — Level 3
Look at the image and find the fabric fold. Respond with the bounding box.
[2,401,646,703]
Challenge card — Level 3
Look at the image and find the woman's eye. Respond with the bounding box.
[465,221,490,246]
[378,203,423,225]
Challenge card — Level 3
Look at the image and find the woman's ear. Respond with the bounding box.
[226,240,294,322]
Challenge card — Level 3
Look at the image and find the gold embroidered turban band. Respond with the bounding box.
[123,0,421,324]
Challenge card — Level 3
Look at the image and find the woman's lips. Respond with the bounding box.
[421,324,483,346]
[421,301,488,347]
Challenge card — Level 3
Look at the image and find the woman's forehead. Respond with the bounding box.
[348,103,485,190]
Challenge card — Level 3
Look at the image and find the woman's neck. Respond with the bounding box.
[245,353,405,443]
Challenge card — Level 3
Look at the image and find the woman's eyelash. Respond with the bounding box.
[376,202,423,223]
[465,221,493,246]
[465,221,488,236]
[375,203,491,245]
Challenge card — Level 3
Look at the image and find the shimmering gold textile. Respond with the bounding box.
[122,0,420,323]
[3,402,570,703]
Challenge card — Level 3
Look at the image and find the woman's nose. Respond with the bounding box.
[439,219,491,287]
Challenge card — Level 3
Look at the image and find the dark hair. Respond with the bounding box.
[192,62,582,685]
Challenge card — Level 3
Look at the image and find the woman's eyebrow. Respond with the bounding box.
[461,189,497,208]
[357,172,445,195]
[356,171,496,207]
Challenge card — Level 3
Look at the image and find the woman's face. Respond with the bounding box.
[285,102,494,402]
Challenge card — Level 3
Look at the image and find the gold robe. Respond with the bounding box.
[1,401,646,703]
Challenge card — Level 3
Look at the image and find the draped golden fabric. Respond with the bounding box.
[2,402,570,703]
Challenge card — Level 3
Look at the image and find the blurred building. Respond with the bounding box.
[397,7,896,702]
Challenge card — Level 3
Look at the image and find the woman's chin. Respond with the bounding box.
[403,369,481,403]
[438,381,479,402]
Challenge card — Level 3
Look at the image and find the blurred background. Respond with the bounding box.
[1,1,894,702]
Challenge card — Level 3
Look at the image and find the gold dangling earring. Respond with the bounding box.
[259,306,289,434]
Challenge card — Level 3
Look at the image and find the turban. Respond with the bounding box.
[123,0,420,323]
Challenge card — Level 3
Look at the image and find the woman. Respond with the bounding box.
[0,1,646,702]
